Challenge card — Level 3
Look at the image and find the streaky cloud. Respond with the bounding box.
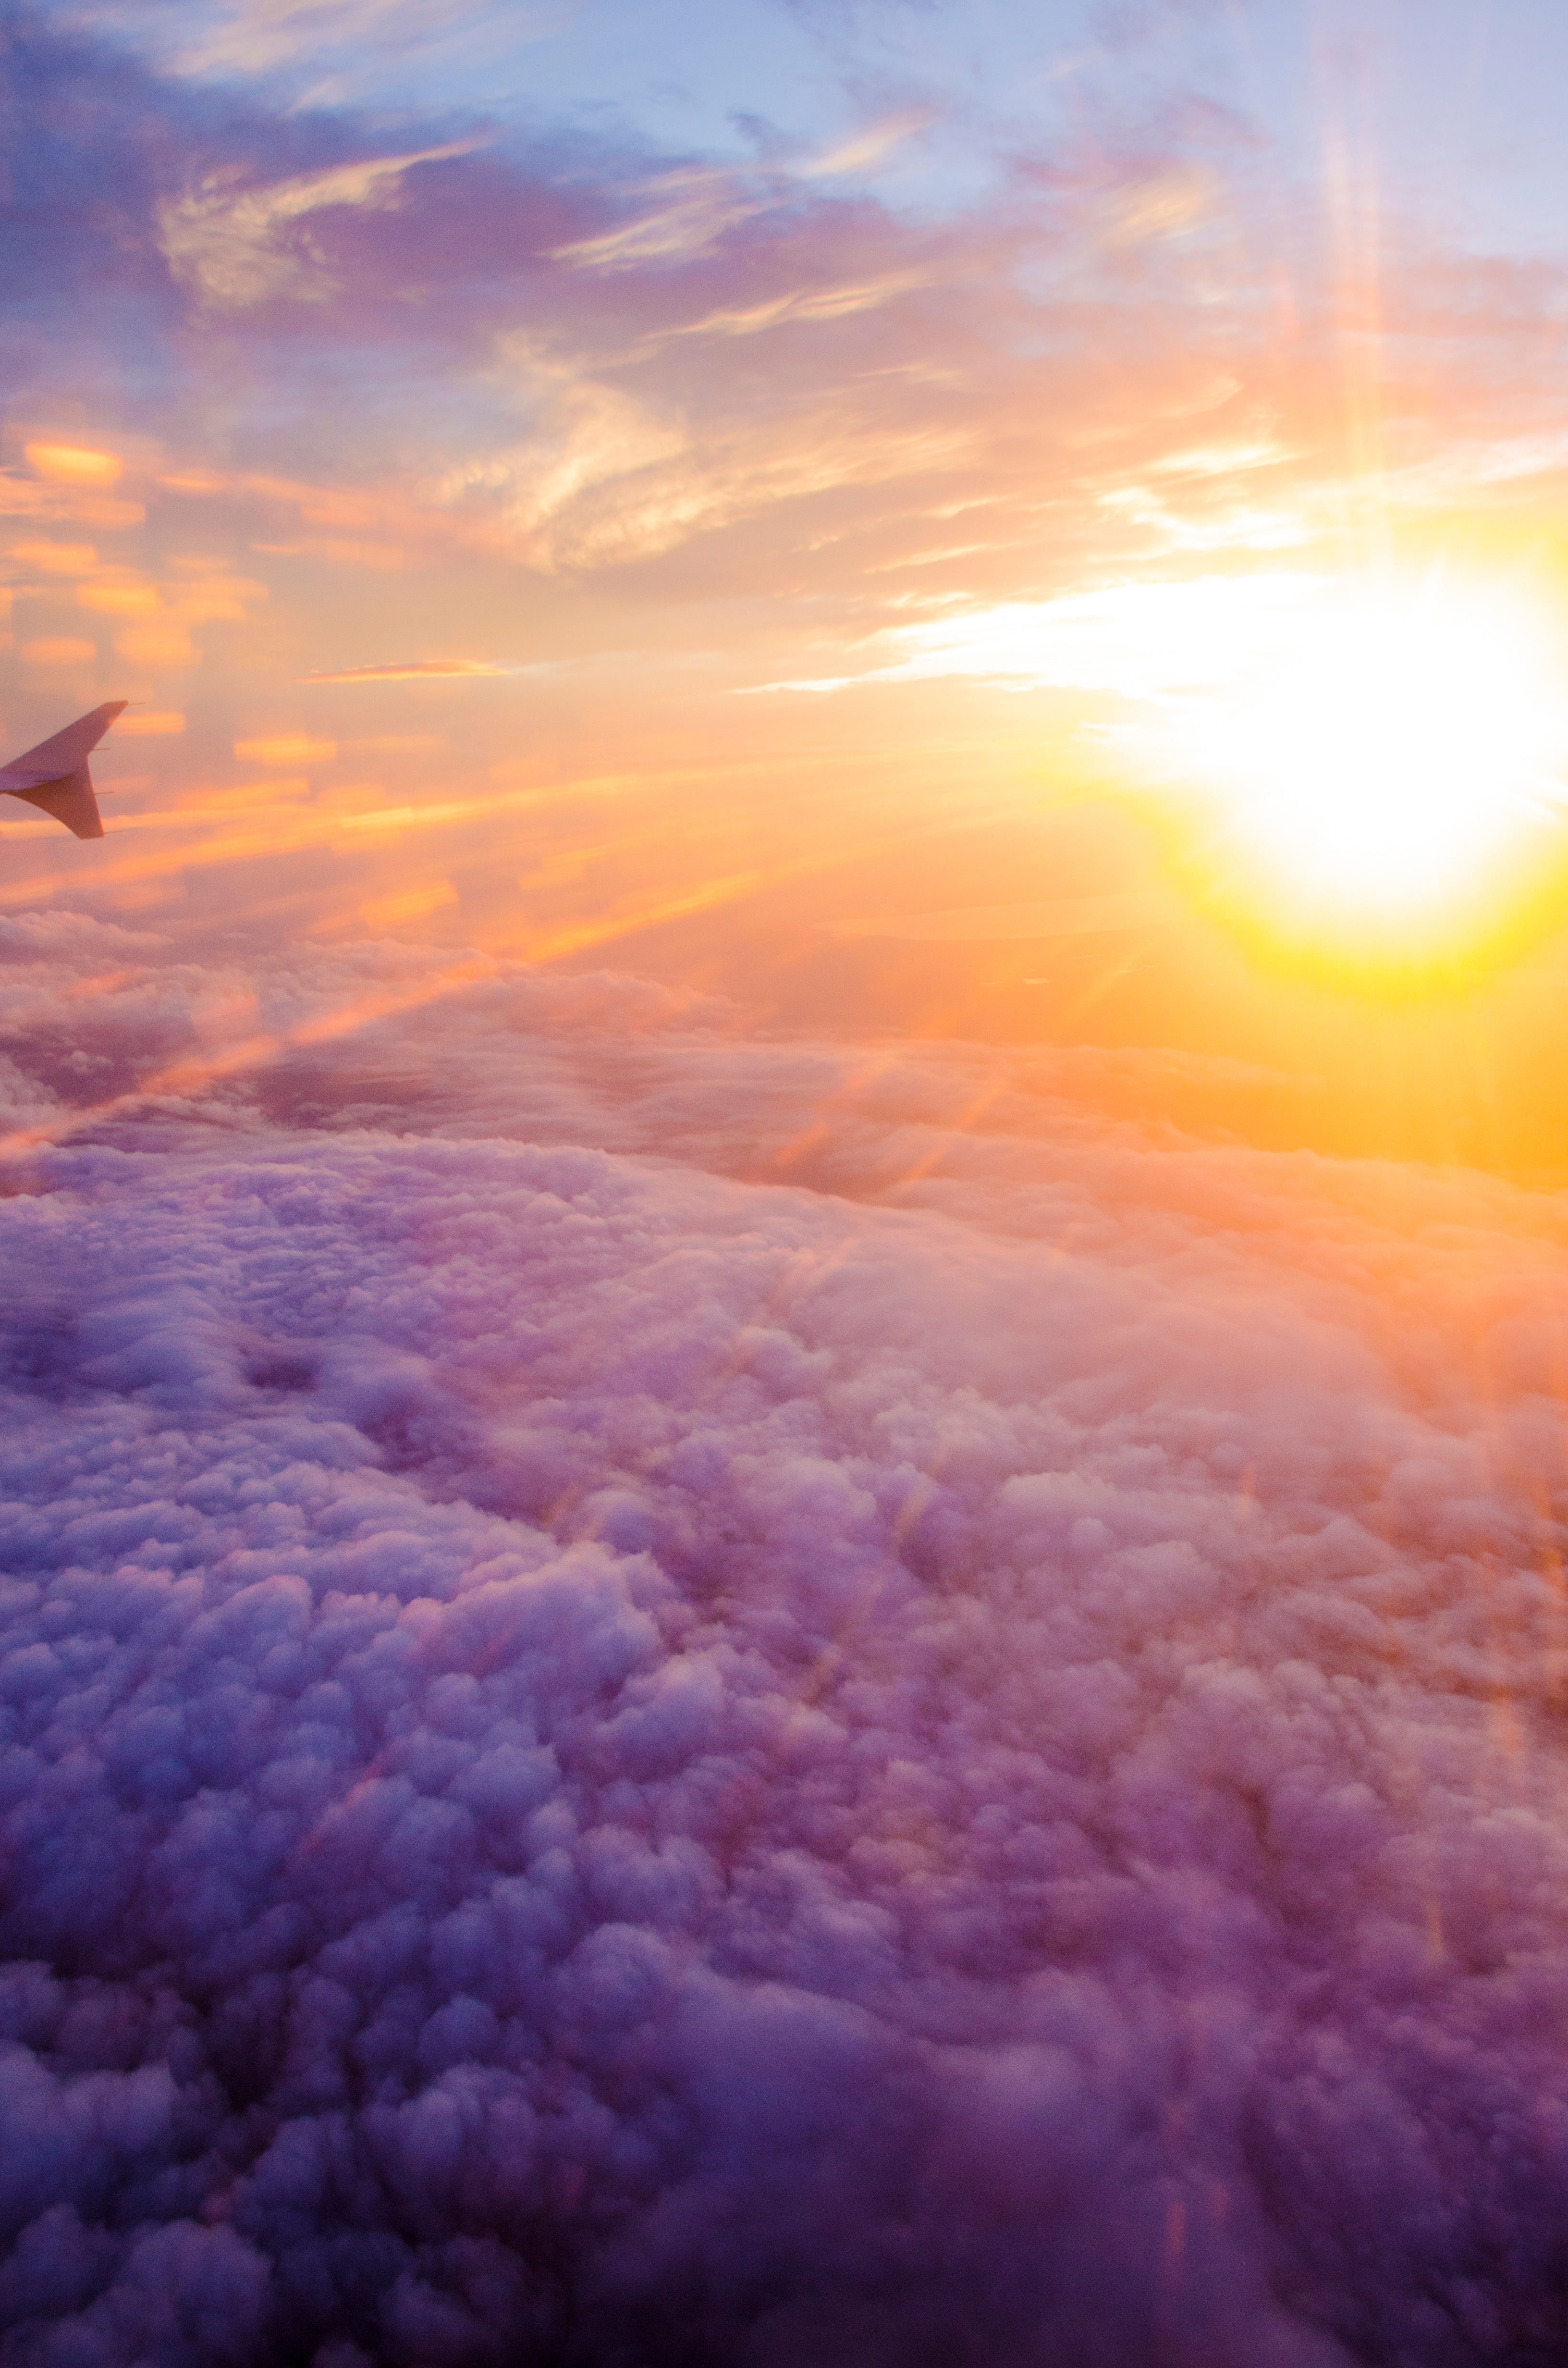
[300,659,513,681]
[159,139,488,307]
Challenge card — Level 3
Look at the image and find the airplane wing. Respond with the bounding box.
[0,700,126,840]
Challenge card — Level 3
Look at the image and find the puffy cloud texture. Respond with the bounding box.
[2,916,1568,2362]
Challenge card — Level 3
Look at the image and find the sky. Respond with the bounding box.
[7,0,1568,1158]
[8,3,1568,2362]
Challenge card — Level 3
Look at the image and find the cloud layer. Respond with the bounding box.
[2,915,1568,2363]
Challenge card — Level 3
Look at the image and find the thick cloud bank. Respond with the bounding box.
[4,920,1568,2364]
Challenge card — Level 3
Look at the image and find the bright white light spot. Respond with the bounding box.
[1148,578,1568,912]
[870,571,1568,921]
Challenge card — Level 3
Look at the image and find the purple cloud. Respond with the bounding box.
[0,914,1566,2362]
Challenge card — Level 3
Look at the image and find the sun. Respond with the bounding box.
[881,565,1568,966]
[1153,573,1568,936]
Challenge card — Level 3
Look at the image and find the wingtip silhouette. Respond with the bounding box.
[0,700,128,839]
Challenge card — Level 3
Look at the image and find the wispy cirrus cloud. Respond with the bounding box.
[42,0,574,88]
[548,165,769,271]
[446,358,975,569]
[160,139,486,306]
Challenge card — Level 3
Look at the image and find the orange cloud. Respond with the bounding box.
[115,710,186,737]
[11,541,97,574]
[21,636,96,667]
[301,660,508,682]
[234,735,336,765]
[25,442,123,486]
[78,581,162,617]
[359,879,459,930]
[116,624,195,667]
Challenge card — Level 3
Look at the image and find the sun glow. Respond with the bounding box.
[872,571,1568,953]
[862,568,1568,947]
[1149,574,1568,926]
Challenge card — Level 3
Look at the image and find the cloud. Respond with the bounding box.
[1094,160,1217,247]
[18,636,97,668]
[24,444,124,487]
[159,140,485,307]
[836,888,1172,940]
[13,0,1568,630]
[113,710,186,736]
[501,407,973,569]
[453,334,976,567]
[649,271,926,346]
[46,0,571,89]
[761,574,1353,696]
[233,734,335,763]
[798,108,935,180]
[0,917,1567,2360]
[548,168,768,272]
[300,659,513,682]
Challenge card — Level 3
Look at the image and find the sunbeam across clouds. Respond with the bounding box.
[10,0,1568,2360]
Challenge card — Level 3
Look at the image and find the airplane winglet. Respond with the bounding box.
[0,701,127,839]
